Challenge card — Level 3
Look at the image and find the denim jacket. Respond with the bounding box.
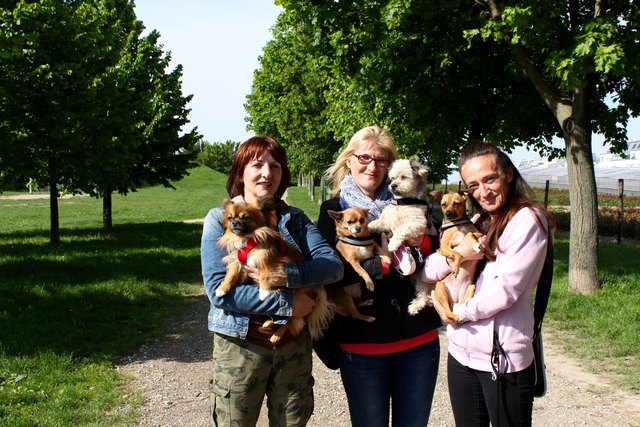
[201,203,344,339]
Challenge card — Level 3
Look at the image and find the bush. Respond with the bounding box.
[551,206,640,240]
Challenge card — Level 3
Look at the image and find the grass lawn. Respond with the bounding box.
[0,166,224,425]
[1,166,638,425]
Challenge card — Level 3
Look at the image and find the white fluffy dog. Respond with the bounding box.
[368,158,437,314]
[368,158,433,251]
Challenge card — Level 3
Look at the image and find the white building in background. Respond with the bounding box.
[597,140,640,162]
[628,140,640,160]
[516,140,640,196]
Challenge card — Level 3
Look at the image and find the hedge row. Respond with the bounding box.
[552,206,640,240]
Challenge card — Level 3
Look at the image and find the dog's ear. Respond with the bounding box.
[410,159,430,179]
[457,190,469,201]
[327,210,343,221]
[429,189,443,204]
[222,198,233,209]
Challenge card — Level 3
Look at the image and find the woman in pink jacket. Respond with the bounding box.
[422,141,554,426]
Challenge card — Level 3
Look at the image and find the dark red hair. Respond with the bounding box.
[226,136,291,201]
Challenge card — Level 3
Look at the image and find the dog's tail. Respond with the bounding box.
[306,287,336,340]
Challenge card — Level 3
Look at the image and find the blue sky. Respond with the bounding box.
[133,0,282,144]
[133,1,639,162]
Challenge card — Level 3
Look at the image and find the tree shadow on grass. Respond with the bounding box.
[0,222,208,362]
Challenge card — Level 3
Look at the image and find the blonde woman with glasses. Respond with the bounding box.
[314,125,442,427]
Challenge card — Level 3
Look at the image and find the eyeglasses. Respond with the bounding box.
[351,153,390,168]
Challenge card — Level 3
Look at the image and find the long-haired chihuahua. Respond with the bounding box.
[217,197,333,344]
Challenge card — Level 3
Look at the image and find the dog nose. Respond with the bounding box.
[445,210,456,219]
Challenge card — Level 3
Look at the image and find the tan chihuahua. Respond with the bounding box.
[328,207,391,323]
[434,191,484,322]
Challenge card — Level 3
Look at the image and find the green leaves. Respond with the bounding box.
[246,0,640,181]
[0,0,200,239]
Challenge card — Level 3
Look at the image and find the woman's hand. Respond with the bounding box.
[246,265,259,282]
[378,233,393,267]
[379,233,392,259]
[292,290,316,317]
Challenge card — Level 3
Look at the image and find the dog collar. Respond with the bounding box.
[393,198,429,206]
[440,218,473,231]
[338,236,375,247]
[238,236,286,263]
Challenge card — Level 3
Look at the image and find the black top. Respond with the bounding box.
[316,196,442,346]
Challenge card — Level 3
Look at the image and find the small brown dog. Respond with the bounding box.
[217,197,304,300]
[217,197,333,343]
[434,191,484,322]
[327,207,391,322]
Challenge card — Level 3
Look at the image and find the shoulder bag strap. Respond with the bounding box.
[533,231,554,336]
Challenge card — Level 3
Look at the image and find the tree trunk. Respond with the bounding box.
[308,174,315,201]
[564,87,600,294]
[103,191,113,228]
[49,180,60,245]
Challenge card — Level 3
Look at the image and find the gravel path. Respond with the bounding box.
[116,293,640,427]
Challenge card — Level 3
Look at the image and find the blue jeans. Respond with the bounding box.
[339,338,440,427]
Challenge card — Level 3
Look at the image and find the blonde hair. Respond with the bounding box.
[325,125,399,196]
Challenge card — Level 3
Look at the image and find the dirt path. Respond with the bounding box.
[116,293,640,426]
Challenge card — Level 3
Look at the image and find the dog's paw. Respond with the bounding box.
[269,334,282,344]
[387,238,401,252]
[358,299,374,307]
[259,289,271,301]
[215,289,228,297]
[365,279,375,292]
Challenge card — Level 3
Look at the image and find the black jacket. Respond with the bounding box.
[313,196,441,367]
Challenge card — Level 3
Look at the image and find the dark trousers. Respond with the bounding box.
[447,353,535,427]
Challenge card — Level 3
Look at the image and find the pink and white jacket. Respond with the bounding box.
[421,207,549,373]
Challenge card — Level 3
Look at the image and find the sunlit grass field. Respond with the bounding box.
[0,166,638,425]
[0,166,224,425]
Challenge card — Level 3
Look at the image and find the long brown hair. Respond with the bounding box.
[458,142,555,261]
[226,136,291,201]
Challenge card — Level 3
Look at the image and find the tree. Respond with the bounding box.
[274,0,560,179]
[273,0,640,294]
[465,0,640,293]
[91,28,200,228]
[0,1,199,237]
[0,0,139,243]
[245,13,342,178]
[197,140,240,174]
